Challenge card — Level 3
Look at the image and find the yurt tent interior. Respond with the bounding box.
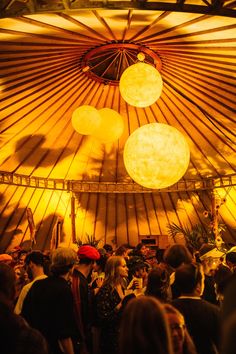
[0,0,235,253]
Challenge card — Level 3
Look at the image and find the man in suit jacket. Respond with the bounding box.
[171,262,220,354]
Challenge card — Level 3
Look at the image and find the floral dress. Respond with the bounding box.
[96,283,122,354]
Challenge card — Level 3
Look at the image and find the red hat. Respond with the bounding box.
[77,245,100,261]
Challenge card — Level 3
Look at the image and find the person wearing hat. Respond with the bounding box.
[7,246,22,265]
[0,254,13,265]
[199,243,225,305]
[22,247,78,354]
[71,245,100,354]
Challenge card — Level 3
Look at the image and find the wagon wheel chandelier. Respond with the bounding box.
[81,42,162,86]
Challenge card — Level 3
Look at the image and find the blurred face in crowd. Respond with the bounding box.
[11,251,20,261]
[202,256,221,276]
[140,245,149,257]
[14,265,22,281]
[118,258,128,278]
[146,256,158,268]
[167,312,185,354]
[25,262,33,280]
[135,266,148,279]
[93,261,100,272]
[19,253,27,266]
[14,265,28,284]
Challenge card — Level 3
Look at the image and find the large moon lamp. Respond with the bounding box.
[119,62,163,108]
[123,123,190,189]
[72,105,101,135]
[92,108,124,142]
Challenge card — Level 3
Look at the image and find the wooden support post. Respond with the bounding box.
[211,188,223,247]
[71,193,76,243]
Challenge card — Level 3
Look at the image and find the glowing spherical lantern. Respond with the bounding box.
[119,62,163,108]
[92,108,124,142]
[123,123,190,189]
[72,105,101,135]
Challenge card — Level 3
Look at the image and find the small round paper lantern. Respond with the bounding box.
[72,105,101,135]
[123,123,190,189]
[92,108,124,142]
[119,62,163,108]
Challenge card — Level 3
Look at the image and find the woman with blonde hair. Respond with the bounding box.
[95,256,129,354]
[119,296,174,354]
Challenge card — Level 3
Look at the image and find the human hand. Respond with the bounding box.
[96,277,104,289]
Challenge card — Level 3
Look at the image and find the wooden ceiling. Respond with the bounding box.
[0,3,235,252]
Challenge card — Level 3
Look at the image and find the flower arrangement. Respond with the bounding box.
[167,193,228,253]
[167,222,214,251]
[167,219,226,253]
[76,233,103,248]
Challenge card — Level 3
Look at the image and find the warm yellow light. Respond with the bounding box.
[123,123,190,189]
[119,62,163,108]
[137,52,145,61]
[92,108,124,142]
[72,105,101,135]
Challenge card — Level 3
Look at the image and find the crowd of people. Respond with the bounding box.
[1,241,236,354]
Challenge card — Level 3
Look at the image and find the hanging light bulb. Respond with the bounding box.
[92,108,124,143]
[123,123,190,189]
[119,53,163,108]
[72,106,124,143]
[71,105,101,135]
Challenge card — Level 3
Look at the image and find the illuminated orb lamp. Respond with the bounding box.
[92,108,124,142]
[119,62,163,108]
[123,123,190,189]
[72,105,101,135]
